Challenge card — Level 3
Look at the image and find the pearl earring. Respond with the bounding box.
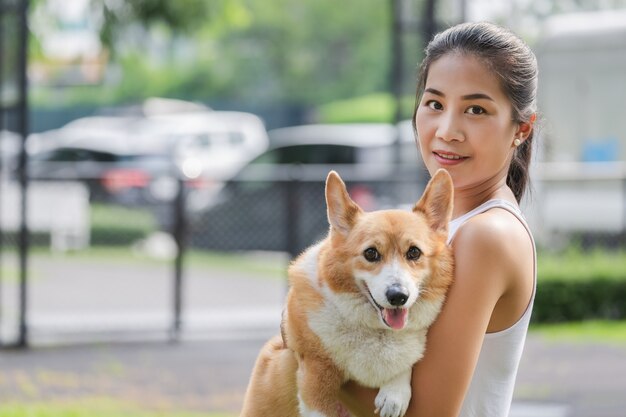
[513,138,522,147]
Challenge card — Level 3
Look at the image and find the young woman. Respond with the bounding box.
[341,21,538,417]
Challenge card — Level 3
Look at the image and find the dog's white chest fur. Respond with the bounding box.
[308,294,427,387]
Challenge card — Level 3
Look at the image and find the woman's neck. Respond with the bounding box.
[452,175,516,219]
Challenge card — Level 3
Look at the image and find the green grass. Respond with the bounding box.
[538,245,626,282]
[14,200,626,283]
[0,266,20,282]
[87,203,286,278]
[26,246,287,279]
[185,250,287,277]
[0,399,235,417]
[530,320,626,344]
[18,238,626,283]
[90,204,158,245]
[42,202,626,282]
[46,241,626,282]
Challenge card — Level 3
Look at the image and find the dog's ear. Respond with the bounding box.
[326,171,362,236]
[413,169,454,232]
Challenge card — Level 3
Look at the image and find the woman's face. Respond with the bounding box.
[415,53,521,192]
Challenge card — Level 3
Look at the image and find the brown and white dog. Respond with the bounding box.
[241,169,454,417]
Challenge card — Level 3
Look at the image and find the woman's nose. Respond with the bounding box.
[435,112,464,142]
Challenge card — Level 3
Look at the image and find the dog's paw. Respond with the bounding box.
[374,384,411,417]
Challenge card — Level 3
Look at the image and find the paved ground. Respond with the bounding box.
[1,252,625,416]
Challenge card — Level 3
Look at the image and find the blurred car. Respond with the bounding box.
[28,116,142,151]
[188,122,426,254]
[21,110,270,210]
[136,111,270,210]
[19,116,181,206]
[26,145,178,206]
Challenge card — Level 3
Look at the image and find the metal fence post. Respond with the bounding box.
[0,0,6,347]
[16,0,30,348]
[171,177,186,342]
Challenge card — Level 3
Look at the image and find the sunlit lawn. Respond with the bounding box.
[530,320,626,344]
[538,245,626,282]
[24,245,287,279]
[0,400,235,417]
[22,237,626,281]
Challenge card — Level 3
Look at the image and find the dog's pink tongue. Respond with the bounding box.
[383,308,408,330]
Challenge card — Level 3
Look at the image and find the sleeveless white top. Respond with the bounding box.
[448,199,536,417]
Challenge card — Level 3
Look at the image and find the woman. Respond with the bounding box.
[341,21,538,417]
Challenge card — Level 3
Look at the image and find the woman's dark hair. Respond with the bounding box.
[413,22,538,202]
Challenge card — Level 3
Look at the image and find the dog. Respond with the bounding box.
[240,169,454,417]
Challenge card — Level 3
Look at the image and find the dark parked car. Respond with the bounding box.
[20,115,184,207]
[25,146,179,206]
[188,123,426,254]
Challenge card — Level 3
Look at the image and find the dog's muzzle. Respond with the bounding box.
[364,284,410,330]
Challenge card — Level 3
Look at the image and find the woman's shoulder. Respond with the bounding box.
[451,206,533,279]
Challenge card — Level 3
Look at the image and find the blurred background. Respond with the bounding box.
[1,1,626,417]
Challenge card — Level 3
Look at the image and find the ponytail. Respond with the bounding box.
[507,131,533,203]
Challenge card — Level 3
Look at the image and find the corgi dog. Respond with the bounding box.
[241,169,454,417]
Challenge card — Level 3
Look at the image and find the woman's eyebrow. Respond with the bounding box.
[424,88,494,102]
[424,88,444,96]
[461,93,494,101]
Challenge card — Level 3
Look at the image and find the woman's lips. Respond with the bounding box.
[433,150,468,166]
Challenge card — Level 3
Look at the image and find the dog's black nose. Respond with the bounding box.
[386,284,409,306]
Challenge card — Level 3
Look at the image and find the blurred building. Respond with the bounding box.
[535,10,626,163]
[29,0,107,86]
[525,10,626,246]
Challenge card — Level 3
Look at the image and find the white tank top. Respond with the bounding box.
[447,199,536,417]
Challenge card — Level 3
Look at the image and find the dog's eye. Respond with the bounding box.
[363,247,381,262]
[406,246,422,261]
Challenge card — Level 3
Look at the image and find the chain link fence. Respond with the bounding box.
[1,154,626,346]
[0,155,184,346]
[187,165,429,256]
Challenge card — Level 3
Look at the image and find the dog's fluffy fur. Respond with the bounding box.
[241,170,454,417]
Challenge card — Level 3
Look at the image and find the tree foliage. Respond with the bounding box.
[92,0,215,49]
[30,0,626,110]
[84,0,405,106]
[224,0,395,104]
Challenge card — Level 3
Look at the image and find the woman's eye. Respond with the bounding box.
[426,100,443,111]
[363,247,381,262]
[406,246,422,261]
[466,105,486,115]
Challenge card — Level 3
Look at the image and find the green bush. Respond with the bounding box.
[90,204,158,246]
[538,245,626,282]
[534,279,626,323]
[534,246,626,323]
[1,203,157,248]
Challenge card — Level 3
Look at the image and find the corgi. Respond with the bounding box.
[241,169,454,417]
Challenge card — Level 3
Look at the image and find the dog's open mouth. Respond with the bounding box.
[364,285,409,330]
